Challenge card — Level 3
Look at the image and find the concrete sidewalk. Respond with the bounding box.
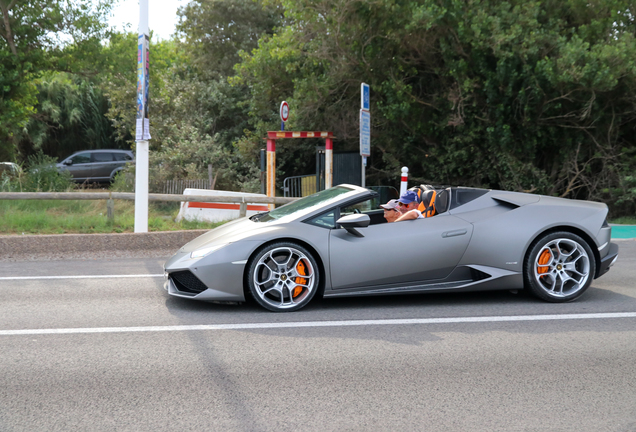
[0,230,208,262]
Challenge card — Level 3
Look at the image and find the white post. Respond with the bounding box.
[134,0,150,233]
[134,140,149,232]
[400,166,409,196]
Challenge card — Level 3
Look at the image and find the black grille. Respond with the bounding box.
[170,271,208,295]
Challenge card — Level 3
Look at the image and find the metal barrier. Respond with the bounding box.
[283,174,317,197]
[164,179,210,194]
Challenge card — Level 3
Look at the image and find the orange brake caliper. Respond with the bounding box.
[293,261,307,298]
[537,249,551,275]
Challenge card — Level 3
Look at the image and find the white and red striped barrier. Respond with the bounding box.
[176,189,270,223]
[400,166,409,196]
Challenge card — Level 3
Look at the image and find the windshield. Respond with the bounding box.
[255,186,354,222]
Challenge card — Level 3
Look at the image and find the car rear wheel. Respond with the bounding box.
[247,242,319,312]
[524,231,596,302]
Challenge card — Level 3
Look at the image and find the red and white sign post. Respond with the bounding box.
[280,101,289,131]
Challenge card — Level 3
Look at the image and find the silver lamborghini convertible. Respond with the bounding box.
[163,184,619,312]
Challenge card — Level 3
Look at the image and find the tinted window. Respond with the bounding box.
[113,152,132,161]
[70,153,91,164]
[306,210,336,229]
[340,198,379,216]
[92,152,114,162]
[451,188,489,209]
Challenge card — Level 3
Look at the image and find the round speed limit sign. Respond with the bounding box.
[280,101,289,122]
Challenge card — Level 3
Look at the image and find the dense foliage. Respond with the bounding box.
[235,0,636,214]
[0,0,114,160]
[2,0,636,215]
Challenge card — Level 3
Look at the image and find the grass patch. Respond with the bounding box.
[610,216,636,225]
[0,199,225,234]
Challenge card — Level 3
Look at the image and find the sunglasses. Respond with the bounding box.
[398,202,410,207]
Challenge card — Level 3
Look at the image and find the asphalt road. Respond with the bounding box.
[1,240,635,432]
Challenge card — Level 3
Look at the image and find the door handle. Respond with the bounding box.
[442,229,467,238]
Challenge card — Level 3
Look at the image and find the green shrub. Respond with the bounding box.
[1,152,73,192]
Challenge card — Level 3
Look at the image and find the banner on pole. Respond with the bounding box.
[136,34,151,141]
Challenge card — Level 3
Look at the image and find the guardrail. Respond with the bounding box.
[0,192,297,220]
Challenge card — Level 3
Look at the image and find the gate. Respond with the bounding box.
[282,150,362,197]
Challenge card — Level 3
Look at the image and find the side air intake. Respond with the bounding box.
[170,271,208,295]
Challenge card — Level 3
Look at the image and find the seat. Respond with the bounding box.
[417,189,437,217]
[434,188,450,214]
[412,185,450,218]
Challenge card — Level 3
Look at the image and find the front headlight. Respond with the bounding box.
[190,243,228,259]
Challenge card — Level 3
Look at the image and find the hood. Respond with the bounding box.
[177,216,271,253]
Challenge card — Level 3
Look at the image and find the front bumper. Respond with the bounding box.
[164,275,244,302]
[596,242,619,278]
[163,241,261,303]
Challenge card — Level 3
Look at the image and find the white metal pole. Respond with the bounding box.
[134,140,149,232]
[134,0,149,233]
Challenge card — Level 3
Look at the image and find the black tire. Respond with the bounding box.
[247,242,319,312]
[523,231,596,303]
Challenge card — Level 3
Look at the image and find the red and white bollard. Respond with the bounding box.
[400,166,408,196]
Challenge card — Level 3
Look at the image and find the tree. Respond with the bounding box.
[0,0,113,159]
[105,0,284,192]
[234,0,636,213]
[17,72,119,160]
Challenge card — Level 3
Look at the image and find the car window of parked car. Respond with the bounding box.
[113,152,133,161]
[70,153,91,164]
[92,152,114,162]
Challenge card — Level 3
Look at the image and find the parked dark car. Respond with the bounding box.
[57,149,134,183]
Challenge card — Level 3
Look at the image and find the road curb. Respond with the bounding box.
[0,230,208,261]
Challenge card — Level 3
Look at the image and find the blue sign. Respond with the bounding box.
[360,110,371,156]
[361,83,370,111]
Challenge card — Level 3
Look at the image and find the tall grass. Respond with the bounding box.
[0,199,222,234]
[610,216,636,225]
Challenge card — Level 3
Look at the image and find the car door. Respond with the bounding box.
[63,152,92,181]
[90,152,116,180]
[329,213,473,290]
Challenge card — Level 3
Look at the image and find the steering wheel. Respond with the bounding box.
[353,209,361,214]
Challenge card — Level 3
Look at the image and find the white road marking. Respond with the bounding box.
[1,312,636,336]
[0,274,163,281]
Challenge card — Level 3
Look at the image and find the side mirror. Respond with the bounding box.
[336,214,370,237]
[63,160,72,165]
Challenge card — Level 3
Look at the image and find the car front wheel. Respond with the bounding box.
[524,231,596,302]
[247,242,319,312]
